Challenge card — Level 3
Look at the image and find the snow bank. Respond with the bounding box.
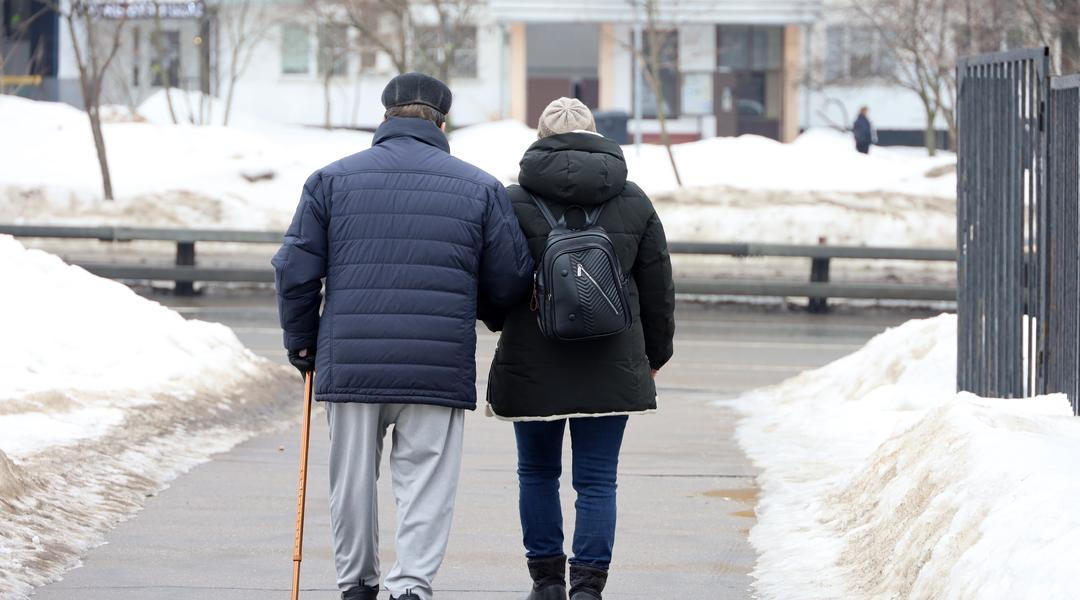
[449,119,539,184]
[652,185,954,246]
[628,128,955,199]
[0,236,293,598]
[136,88,271,129]
[0,94,373,230]
[733,314,1080,599]
[1,93,955,244]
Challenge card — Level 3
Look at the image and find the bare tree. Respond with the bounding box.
[628,0,683,186]
[306,1,353,129]
[414,0,480,85]
[306,0,479,128]
[853,0,954,155]
[214,0,274,126]
[337,0,410,73]
[1019,0,1080,74]
[330,0,480,82]
[852,0,1055,153]
[150,1,179,123]
[48,1,129,200]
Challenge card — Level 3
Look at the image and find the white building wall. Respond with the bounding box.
[225,12,505,129]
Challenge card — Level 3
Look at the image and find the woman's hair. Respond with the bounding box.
[385,103,446,128]
[537,97,596,138]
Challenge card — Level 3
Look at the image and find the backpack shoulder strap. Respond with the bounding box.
[527,190,561,229]
[586,202,607,227]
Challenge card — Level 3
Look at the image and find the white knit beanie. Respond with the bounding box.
[537,97,597,138]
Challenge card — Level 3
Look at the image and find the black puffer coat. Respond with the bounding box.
[485,132,676,420]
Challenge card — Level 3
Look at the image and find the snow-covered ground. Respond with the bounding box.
[0,235,294,599]
[1,93,955,248]
[731,315,1080,599]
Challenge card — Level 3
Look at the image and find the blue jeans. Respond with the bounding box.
[513,415,628,568]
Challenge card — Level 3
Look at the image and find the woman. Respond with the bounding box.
[484,97,676,600]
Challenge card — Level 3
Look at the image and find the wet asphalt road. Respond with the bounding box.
[31,292,933,599]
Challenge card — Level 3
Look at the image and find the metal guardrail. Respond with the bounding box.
[0,224,958,308]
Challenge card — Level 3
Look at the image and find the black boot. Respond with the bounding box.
[568,564,608,600]
[342,583,379,600]
[390,591,420,600]
[524,554,567,600]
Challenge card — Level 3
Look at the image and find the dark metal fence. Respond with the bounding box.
[1047,75,1080,414]
[956,48,1049,400]
[958,47,1080,415]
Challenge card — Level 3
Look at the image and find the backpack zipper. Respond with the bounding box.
[576,263,621,315]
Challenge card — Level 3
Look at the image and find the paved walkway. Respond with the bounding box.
[33,301,912,599]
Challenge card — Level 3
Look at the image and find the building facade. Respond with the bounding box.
[224,0,822,141]
[5,0,955,146]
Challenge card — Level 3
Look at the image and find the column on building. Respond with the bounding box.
[781,24,802,143]
[509,22,527,123]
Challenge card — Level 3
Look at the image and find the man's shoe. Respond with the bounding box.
[568,564,607,600]
[342,583,379,600]
[524,554,567,600]
[390,591,421,600]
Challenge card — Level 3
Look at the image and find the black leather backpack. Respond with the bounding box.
[527,191,633,342]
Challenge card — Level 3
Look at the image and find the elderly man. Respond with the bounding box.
[273,72,533,600]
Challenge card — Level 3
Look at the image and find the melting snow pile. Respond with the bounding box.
[733,314,1080,599]
[0,93,373,229]
[0,235,292,598]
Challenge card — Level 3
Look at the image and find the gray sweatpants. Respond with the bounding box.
[326,401,465,600]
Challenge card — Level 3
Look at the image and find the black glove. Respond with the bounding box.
[288,348,316,378]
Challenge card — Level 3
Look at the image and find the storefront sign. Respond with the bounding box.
[81,1,205,20]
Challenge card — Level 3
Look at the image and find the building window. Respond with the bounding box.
[824,25,893,83]
[413,25,478,79]
[718,26,781,71]
[281,23,310,74]
[317,23,349,77]
[150,30,180,87]
[639,29,679,119]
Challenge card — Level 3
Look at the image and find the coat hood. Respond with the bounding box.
[517,132,628,206]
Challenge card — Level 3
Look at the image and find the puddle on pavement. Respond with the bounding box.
[703,487,759,503]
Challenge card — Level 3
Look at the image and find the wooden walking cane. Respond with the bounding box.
[291,370,314,600]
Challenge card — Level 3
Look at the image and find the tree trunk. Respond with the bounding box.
[654,102,683,187]
[222,44,242,126]
[66,12,116,201]
[923,105,938,156]
[943,108,956,153]
[1062,22,1080,75]
[643,65,683,187]
[324,75,332,130]
[86,106,115,201]
[153,3,179,124]
[223,75,238,126]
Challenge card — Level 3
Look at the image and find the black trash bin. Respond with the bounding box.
[593,110,630,145]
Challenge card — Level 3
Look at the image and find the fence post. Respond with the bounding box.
[808,236,830,313]
[175,241,196,296]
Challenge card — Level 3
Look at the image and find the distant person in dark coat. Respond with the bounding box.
[484,97,676,600]
[853,106,875,154]
[272,73,533,600]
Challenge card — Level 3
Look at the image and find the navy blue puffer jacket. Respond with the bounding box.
[272,117,534,410]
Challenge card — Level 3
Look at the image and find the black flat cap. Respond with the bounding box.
[381,72,452,115]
